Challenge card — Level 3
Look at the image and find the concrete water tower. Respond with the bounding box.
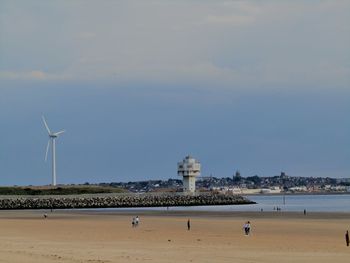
[177,155,201,193]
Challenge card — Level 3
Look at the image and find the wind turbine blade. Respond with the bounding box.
[42,116,51,134]
[45,140,50,162]
[53,130,65,136]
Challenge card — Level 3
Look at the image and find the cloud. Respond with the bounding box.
[78,32,96,39]
[0,71,19,80]
[0,70,65,81]
[29,70,46,79]
[0,1,349,90]
[205,15,255,26]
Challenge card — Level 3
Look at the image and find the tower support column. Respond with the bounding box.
[178,155,201,193]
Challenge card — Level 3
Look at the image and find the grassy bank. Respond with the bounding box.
[0,186,125,195]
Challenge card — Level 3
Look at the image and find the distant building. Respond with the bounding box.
[289,186,307,192]
[260,188,272,194]
[280,172,288,179]
[177,155,201,193]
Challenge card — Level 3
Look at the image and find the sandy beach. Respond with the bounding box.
[0,210,349,263]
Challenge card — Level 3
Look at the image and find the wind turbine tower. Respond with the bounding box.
[42,116,65,187]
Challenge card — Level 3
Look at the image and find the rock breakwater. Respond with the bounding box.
[0,193,254,210]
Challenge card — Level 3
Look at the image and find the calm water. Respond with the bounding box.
[176,194,350,212]
[96,194,350,213]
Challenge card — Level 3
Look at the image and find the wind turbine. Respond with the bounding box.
[42,116,65,187]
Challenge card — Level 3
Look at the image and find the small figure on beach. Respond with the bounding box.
[346,230,349,247]
[243,221,251,236]
[187,219,191,231]
[132,217,136,228]
[303,209,306,216]
[43,213,48,219]
[135,216,140,227]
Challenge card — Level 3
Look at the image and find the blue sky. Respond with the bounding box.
[0,1,349,185]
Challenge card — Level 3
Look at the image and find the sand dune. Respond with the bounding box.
[0,210,349,263]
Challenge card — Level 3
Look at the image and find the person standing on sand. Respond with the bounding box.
[187,219,191,231]
[135,216,139,227]
[346,230,349,247]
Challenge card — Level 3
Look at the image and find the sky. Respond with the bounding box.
[0,0,349,186]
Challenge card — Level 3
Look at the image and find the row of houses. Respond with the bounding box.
[211,185,350,195]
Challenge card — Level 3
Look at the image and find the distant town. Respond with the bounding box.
[95,172,350,194]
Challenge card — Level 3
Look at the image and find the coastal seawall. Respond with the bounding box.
[0,193,254,210]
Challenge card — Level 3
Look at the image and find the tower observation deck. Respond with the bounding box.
[177,155,201,193]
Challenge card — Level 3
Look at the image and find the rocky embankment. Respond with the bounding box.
[0,193,254,210]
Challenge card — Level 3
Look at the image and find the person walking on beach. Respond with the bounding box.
[187,219,191,231]
[346,230,349,247]
[303,209,306,216]
[135,216,140,227]
[243,221,251,236]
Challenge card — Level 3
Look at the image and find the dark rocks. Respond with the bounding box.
[0,193,255,210]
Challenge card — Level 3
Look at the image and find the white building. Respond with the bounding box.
[177,155,201,193]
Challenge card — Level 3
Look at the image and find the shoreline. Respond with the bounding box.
[2,209,350,220]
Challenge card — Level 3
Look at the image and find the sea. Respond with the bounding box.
[97,194,350,213]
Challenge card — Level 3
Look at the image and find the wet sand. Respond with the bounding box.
[0,210,349,263]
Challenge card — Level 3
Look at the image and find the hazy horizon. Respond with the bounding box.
[1,1,349,186]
